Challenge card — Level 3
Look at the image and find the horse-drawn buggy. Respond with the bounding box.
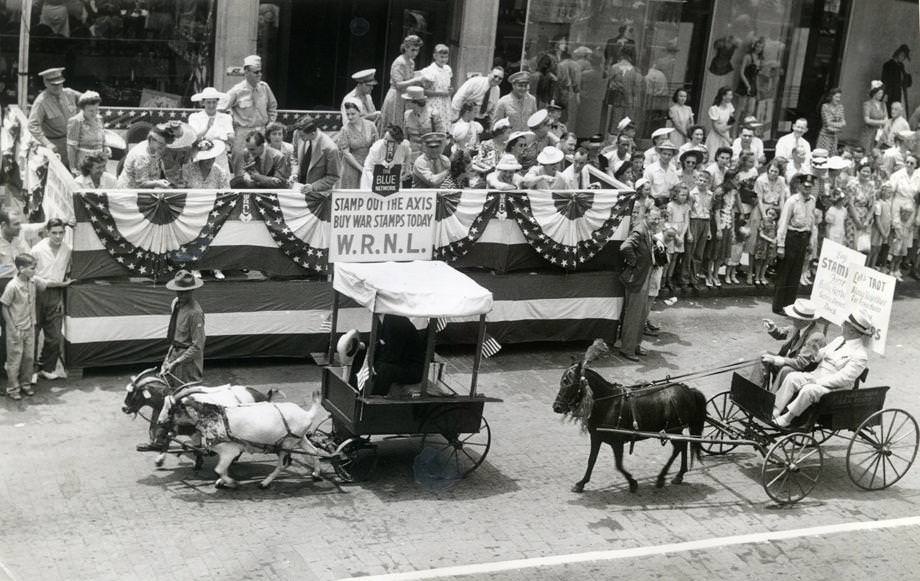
[318,261,501,483]
[554,340,918,505]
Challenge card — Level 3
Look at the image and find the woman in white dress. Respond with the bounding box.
[421,44,453,127]
[188,87,234,172]
[706,86,735,153]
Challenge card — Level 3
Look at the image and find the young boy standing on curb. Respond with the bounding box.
[2,254,41,400]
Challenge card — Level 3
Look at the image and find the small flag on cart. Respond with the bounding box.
[356,359,370,390]
[435,318,448,333]
[481,335,502,359]
[320,314,333,332]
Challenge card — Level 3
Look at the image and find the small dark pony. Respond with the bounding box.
[553,340,707,493]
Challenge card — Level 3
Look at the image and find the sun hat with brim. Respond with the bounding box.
[827,156,851,171]
[508,130,535,145]
[104,129,126,150]
[496,154,522,171]
[537,146,564,165]
[846,311,874,336]
[161,122,197,149]
[193,139,226,162]
[634,177,650,191]
[679,149,704,164]
[491,118,511,133]
[783,298,817,321]
[527,109,549,129]
[401,86,427,101]
[166,270,204,291]
[38,67,65,85]
[351,69,377,85]
[191,87,227,102]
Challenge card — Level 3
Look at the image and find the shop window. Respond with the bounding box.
[15,0,217,107]
[521,0,711,140]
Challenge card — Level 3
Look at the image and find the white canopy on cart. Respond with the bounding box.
[333,261,493,318]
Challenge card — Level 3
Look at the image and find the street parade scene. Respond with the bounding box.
[0,1,920,580]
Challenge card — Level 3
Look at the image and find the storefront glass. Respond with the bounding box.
[521,0,713,140]
[0,0,216,107]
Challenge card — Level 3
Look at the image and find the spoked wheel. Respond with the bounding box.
[417,410,491,482]
[332,438,379,483]
[761,433,823,505]
[313,416,377,483]
[847,409,919,491]
[701,391,748,455]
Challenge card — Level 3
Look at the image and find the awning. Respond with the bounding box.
[333,261,493,318]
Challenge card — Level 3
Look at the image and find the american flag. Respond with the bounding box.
[251,193,329,274]
[433,191,501,262]
[505,189,636,270]
[481,335,502,359]
[356,358,370,391]
[79,191,238,280]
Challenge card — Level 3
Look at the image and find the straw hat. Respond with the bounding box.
[191,87,227,102]
[536,146,564,165]
[496,154,522,171]
[401,86,427,101]
[193,139,226,162]
[782,298,816,321]
[845,311,874,336]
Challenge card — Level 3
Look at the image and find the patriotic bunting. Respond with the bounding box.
[505,190,636,270]
[250,191,330,273]
[433,190,501,262]
[79,191,238,279]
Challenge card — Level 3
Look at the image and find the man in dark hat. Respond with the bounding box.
[772,172,817,314]
[28,68,81,167]
[162,269,206,386]
[882,44,912,115]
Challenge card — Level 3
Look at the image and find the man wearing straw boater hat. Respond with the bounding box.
[772,310,873,428]
[28,68,81,167]
[759,298,828,390]
[161,270,206,387]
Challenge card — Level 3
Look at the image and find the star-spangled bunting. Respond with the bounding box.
[433,190,501,262]
[79,191,238,280]
[505,190,636,270]
[250,192,330,274]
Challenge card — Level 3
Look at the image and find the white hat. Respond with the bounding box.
[527,109,549,129]
[616,117,634,131]
[656,140,678,152]
[191,87,227,102]
[896,129,917,142]
[496,154,522,171]
[826,156,851,170]
[651,127,674,140]
[811,148,829,167]
[193,139,226,162]
[634,177,650,190]
[336,329,364,366]
[243,55,262,69]
[103,129,126,150]
[536,146,564,165]
[351,69,377,84]
[508,130,535,144]
[491,118,511,133]
[846,311,874,336]
[782,298,817,321]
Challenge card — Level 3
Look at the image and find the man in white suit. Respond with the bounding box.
[772,311,873,427]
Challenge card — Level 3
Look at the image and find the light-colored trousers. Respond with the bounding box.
[773,371,832,418]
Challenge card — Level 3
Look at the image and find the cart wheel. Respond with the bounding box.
[314,416,352,449]
[332,438,378,483]
[418,411,491,480]
[847,409,919,491]
[761,433,823,505]
[701,391,747,455]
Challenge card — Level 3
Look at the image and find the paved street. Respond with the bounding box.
[2,291,920,581]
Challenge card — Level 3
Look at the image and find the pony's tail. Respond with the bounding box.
[689,388,706,469]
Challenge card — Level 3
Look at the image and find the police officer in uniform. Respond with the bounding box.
[27,68,81,168]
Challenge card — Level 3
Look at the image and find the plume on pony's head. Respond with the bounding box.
[584,339,610,367]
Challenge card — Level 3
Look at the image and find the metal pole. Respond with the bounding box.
[17,0,33,109]
[325,289,340,365]
[420,319,437,397]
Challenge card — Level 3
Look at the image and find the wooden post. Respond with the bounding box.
[420,318,437,397]
[325,290,340,365]
[470,314,487,397]
[363,314,380,395]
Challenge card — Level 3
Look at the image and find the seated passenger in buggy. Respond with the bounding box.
[772,311,873,428]
[758,298,828,391]
[341,315,426,396]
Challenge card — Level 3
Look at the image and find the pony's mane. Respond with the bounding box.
[563,362,623,433]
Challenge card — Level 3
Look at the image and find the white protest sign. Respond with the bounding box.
[330,190,436,262]
[40,146,77,223]
[811,239,866,326]
[848,266,895,355]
